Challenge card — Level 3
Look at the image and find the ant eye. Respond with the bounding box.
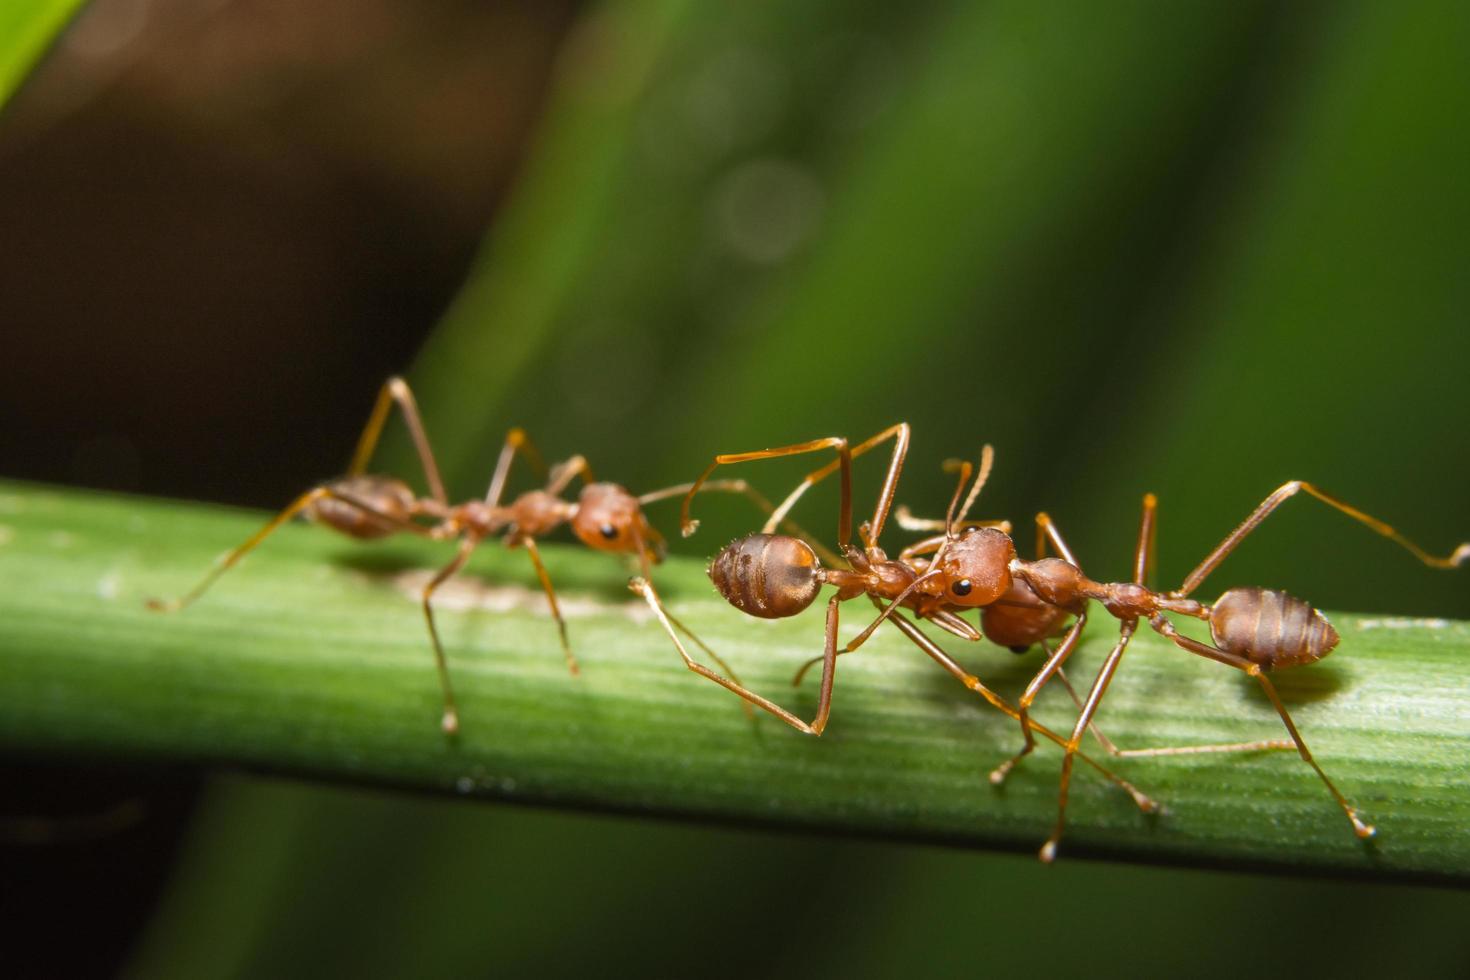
[952,579,973,597]
[600,523,618,540]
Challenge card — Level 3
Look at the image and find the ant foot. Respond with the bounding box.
[441,709,460,735]
[988,757,1021,785]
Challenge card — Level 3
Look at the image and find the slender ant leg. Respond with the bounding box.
[1176,480,1469,598]
[420,535,482,734]
[682,437,855,546]
[640,479,840,567]
[545,455,594,496]
[484,427,549,506]
[521,537,579,676]
[882,609,1157,814]
[1145,616,1374,837]
[630,577,838,734]
[349,376,448,507]
[145,487,425,612]
[1038,493,1157,862]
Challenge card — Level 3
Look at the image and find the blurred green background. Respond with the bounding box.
[2,0,1467,977]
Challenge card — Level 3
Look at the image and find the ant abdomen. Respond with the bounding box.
[982,577,1071,650]
[1209,586,1340,669]
[309,475,418,539]
[709,533,822,619]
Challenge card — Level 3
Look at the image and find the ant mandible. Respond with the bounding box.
[895,453,1469,860]
[149,376,775,734]
[629,424,1161,815]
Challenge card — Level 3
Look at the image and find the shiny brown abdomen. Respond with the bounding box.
[308,475,418,540]
[982,577,1072,651]
[709,533,822,619]
[1209,586,1340,669]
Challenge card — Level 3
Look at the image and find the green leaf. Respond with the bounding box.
[0,1,88,107]
[2,480,1467,881]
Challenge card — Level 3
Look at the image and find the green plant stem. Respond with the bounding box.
[1,481,1467,881]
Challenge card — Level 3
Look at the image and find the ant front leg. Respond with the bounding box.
[630,578,840,735]
[348,376,448,507]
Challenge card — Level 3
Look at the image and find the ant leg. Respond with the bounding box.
[857,423,910,545]
[419,535,480,735]
[681,437,852,544]
[630,578,840,735]
[520,537,579,676]
[483,428,549,506]
[883,610,1158,815]
[1056,664,1120,755]
[348,376,448,507]
[898,533,949,563]
[893,517,1011,540]
[1041,619,1141,861]
[990,611,1088,786]
[682,424,914,547]
[545,455,595,496]
[1051,662,1292,759]
[1037,494,1158,861]
[745,424,913,546]
[146,487,423,612]
[1034,511,1079,564]
[639,478,840,566]
[788,603,979,688]
[1147,615,1373,838]
[1176,481,1469,598]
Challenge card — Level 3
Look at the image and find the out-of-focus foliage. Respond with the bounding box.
[0,2,88,103]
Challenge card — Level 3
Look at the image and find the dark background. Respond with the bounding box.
[2,1,1467,977]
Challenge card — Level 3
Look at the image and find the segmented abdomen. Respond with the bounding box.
[708,533,822,619]
[307,475,417,540]
[1209,586,1339,669]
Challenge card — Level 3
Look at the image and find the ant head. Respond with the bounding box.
[935,527,1015,607]
[571,483,655,557]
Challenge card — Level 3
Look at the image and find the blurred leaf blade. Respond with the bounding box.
[0,1,88,106]
[3,481,1469,883]
[405,0,694,488]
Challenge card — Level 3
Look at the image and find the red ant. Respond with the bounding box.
[628,425,1162,816]
[893,453,1469,860]
[149,376,778,734]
